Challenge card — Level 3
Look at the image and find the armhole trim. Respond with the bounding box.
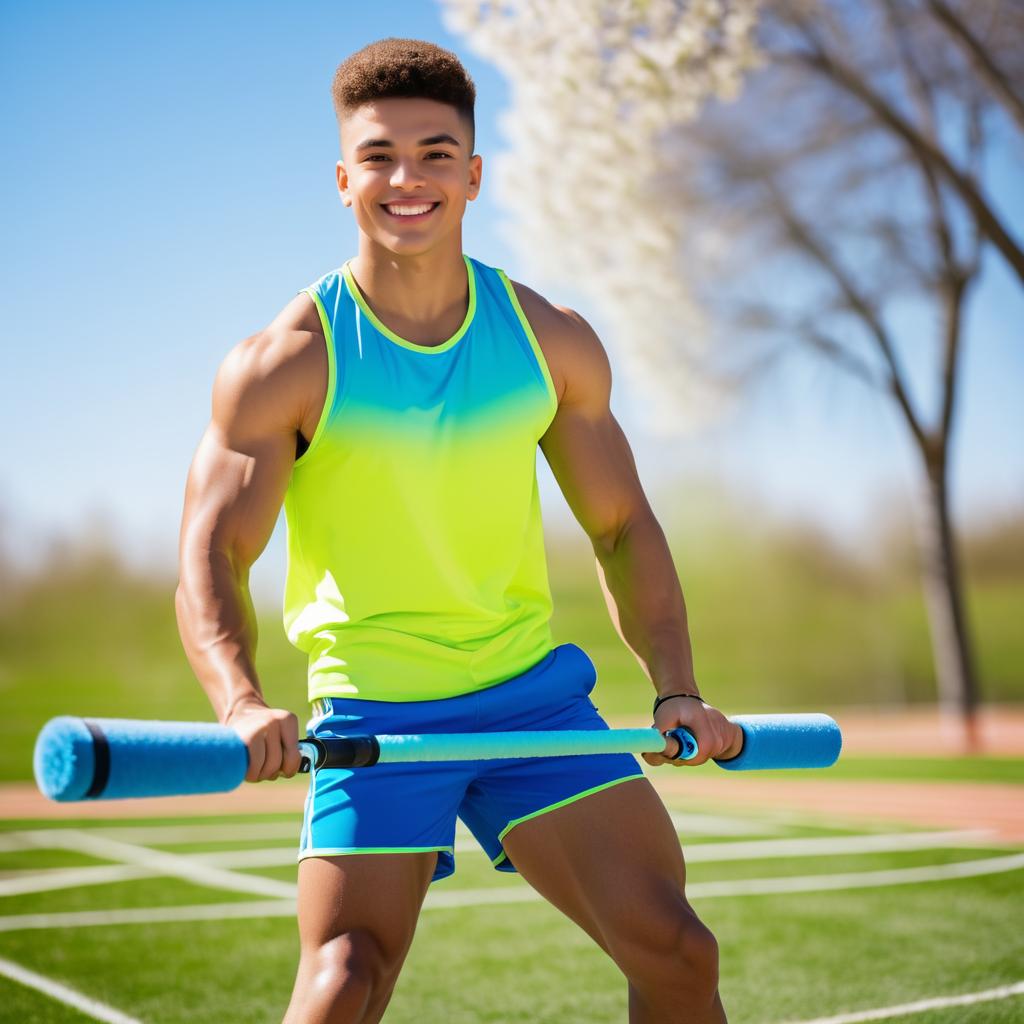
[293,286,336,469]
[495,268,559,419]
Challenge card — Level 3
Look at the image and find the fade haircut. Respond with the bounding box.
[332,37,476,154]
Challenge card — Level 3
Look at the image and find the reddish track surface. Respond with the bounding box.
[815,704,1024,756]
[8,707,1023,841]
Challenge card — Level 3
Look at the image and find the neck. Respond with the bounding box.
[349,239,468,331]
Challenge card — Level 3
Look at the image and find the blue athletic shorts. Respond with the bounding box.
[297,642,646,882]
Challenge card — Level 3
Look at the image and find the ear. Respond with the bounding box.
[336,160,351,207]
[467,153,483,202]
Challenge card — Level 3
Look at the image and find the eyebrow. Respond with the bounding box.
[355,133,461,153]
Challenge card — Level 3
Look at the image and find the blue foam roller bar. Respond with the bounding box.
[33,716,249,801]
[716,713,841,770]
[373,727,675,763]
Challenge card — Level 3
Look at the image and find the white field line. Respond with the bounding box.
[0,901,297,932]
[0,955,143,1024]
[83,822,301,844]
[0,834,34,853]
[683,829,996,862]
[17,829,296,900]
[783,979,1024,1024]
[0,829,996,898]
[1,851,1022,932]
[56,809,774,846]
[688,852,1024,897]
[0,864,152,896]
[669,811,782,835]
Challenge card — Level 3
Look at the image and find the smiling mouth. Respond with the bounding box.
[381,202,441,221]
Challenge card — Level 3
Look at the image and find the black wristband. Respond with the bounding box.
[653,692,706,716]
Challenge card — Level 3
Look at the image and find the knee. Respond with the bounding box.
[676,914,720,987]
[611,904,720,997]
[303,928,401,1020]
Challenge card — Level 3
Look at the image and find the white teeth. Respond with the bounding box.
[385,203,435,216]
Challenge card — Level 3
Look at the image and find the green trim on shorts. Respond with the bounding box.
[496,773,646,846]
[298,845,452,862]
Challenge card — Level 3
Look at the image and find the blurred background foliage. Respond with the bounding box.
[1,486,1021,782]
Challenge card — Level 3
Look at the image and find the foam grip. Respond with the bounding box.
[715,713,842,770]
[33,716,248,801]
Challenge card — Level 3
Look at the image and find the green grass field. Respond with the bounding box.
[3,511,1021,1019]
[1,783,1021,1024]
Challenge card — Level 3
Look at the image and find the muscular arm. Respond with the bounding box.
[175,315,321,780]
[535,301,741,764]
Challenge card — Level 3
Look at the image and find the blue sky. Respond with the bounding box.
[2,0,1022,607]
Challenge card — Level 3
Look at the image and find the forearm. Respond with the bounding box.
[175,544,266,724]
[593,513,701,699]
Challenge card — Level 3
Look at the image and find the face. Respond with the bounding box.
[338,97,482,257]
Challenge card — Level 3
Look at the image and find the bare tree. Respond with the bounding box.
[675,0,1023,748]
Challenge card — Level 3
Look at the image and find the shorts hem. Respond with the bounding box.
[496,772,647,846]
[298,845,453,862]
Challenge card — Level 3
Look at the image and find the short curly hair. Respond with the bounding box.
[332,37,476,153]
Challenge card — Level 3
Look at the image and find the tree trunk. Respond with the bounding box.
[916,461,981,752]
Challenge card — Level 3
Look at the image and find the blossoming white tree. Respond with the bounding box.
[441,0,765,434]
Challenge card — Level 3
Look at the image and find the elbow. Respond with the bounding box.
[592,510,661,560]
[592,515,635,560]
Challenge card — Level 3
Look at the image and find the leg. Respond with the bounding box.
[282,851,437,1024]
[500,776,727,1024]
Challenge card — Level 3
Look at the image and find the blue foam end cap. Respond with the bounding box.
[33,717,249,801]
[716,714,842,771]
[34,717,96,801]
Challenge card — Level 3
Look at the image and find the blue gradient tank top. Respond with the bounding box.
[282,253,560,702]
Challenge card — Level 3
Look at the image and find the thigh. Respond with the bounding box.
[295,851,437,958]
[499,775,690,950]
[458,642,645,872]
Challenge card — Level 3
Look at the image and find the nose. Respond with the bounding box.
[389,158,427,189]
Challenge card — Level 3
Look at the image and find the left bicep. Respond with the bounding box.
[539,311,654,552]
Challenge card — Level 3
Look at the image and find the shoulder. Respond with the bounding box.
[213,293,327,441]
[505,277,610,411]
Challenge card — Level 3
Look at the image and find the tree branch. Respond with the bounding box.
[772,39,1024,288]
[882,0,958,278]
[927,0,1024,134]
[758,175,930,453]
[937,274,968,461]
[800,325,886,391]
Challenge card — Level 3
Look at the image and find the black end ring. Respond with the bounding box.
[82,719,111,798]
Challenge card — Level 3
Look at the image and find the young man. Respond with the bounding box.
[176,37,739,1024]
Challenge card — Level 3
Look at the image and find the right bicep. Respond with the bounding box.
[179,335,302,572]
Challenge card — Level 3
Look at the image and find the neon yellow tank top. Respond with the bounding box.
[283,254,559,702]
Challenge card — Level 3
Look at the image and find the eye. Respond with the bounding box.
[363,152,452,162]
